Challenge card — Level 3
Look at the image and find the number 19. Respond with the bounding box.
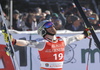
[53,53,63,60]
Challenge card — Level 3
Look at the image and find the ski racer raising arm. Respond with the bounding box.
[2,20,90,70]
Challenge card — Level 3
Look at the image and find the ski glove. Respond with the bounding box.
[83,28,91,38]
[2,29,16,45]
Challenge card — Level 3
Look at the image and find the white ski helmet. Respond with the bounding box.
[38,20,51,37]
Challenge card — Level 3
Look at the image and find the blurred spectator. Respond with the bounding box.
[35,7,42,23]
[64,14,74,28]
[59,7,66,26]
[38,12,47,23]
[45,10,51,20]
[19,13,28,31]
[89,13,100,30]
[51,13,59,23]
[71,8,81,18]
[85,9,93,18]
[0,12,10,29]
[25,13,37,31]
[13,9,22,31]
[39,15,46,22]
[66,15,85,31]
[54,19,63,30]
[35,7,42,16]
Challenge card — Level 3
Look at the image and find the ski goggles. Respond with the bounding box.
[44,22,54,28]
[89,17,95,20]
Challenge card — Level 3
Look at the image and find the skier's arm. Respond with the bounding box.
[16,40,30,46]
[71,28,91,41]
[2,31,45,49]
[15,39,45,50]
[63,34,84,45]
[2,29,39,47]
[63,28,91,45]
[73,34,85,40]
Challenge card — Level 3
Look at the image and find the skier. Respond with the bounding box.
[2,20,91,70]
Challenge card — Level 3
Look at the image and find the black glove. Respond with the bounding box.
[83,28,91,38]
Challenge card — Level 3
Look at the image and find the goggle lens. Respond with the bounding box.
[89,17,95,20]
[44,22,53,28]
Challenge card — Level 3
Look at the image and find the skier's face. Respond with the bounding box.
[46,25,56,35]
[44,22,56,35]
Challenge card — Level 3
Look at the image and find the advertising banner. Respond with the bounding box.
[0,30,100,70]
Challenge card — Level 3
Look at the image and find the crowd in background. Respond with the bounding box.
[0,3,100,31]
